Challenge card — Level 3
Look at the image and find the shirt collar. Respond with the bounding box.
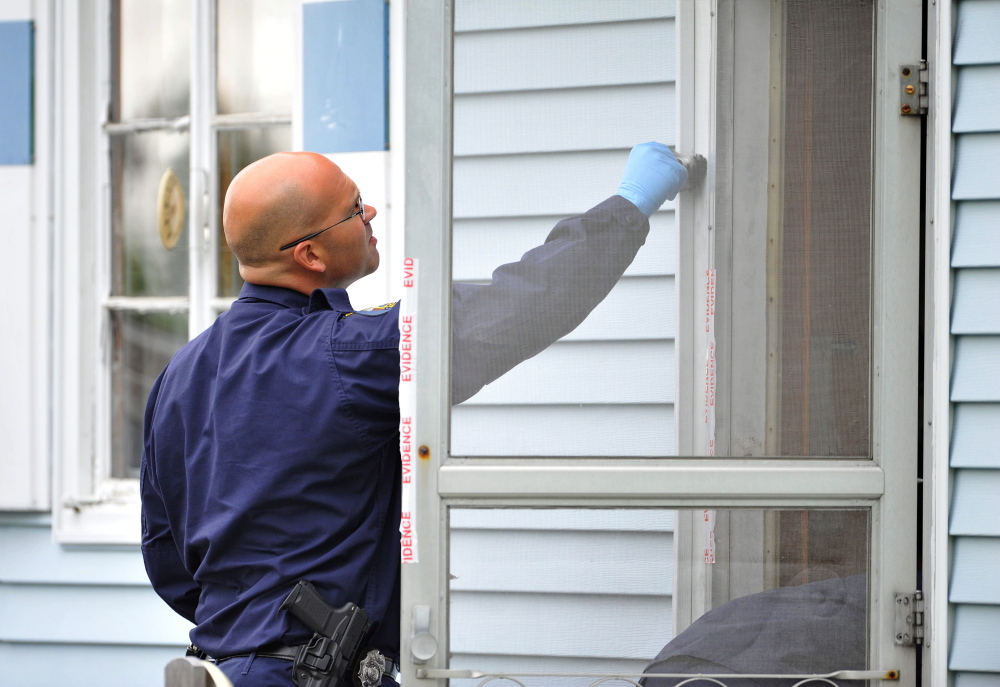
[236,282,356,313]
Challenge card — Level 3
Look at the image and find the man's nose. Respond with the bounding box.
[365,204,377,222]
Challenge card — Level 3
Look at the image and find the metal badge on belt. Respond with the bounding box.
[357,649,386,687]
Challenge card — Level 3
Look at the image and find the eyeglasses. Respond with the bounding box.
[279,195,366,251]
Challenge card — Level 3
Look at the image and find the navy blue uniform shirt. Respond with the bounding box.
[140,196,648,660]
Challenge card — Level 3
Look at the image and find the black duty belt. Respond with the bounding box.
[186,644,402,684]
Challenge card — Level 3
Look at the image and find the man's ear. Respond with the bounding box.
[291,241,327,274]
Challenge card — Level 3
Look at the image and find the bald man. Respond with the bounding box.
[140,146,686,687]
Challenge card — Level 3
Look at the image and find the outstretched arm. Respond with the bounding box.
[451,142,687,404]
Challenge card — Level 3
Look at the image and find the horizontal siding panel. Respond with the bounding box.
[449,654,650,687]
[454,84,675,157]
[561,277,674,341]
[952,201,1000,267]
[953,133,1000,200]
[453,211,675,281]
[951,336,1000,401]
[450,591,671,658]
[952,403,1000,468]
[450,529,673,594]
[460,340,674,405]
[454,150,676,219]
[954,0,1000,65]
[455,20,675,94]
[952,269,1000,333]
[455,0,674,32]
[955,672,1000,687]
[0,525,148,585]
[950,469,1000,536]
[951,537,1000,604]
[451,403,675,456]
[954,65,1000,133]
[0,643,181,687]
[0,584,192,645]
[950,604,1000,671]
[450,508,675,532]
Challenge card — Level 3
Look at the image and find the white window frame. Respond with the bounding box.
[53,0,287,543]
[400,0,924,684]
[51,0,406,544]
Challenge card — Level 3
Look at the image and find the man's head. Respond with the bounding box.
[222,152,379,294]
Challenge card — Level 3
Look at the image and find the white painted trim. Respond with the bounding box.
[387,0,406,300]
[0,0,31,21]
[928,0,954,683]
[30,0,55,511]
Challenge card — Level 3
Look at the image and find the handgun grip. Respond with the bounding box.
[280,580,354,637]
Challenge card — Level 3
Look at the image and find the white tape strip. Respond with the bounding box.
[703,268,717,565]
[703,509,717,564]
[704,268,716,456]
[399,257,418,564]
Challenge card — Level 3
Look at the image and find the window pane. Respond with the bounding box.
[216,126,293,298]
[217,0,295,115]
[113,0,190,120]
[770,0,873,456]
[111,130,191,297]
[449,507,868,686]
[111,311,188,479]
[448,0,874,459]
[449,2,676,457]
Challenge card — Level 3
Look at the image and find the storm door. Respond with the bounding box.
[400,1,922,685]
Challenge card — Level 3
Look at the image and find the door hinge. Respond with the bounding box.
[900,61,928,116]
[894,591,925,646]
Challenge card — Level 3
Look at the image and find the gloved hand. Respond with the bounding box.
[616,142,688,217]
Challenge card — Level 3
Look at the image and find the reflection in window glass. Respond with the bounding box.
[111,311,188,478]
[449,508,868,686]
[216,127,292,298]
[111,130,191,297]
[217,0,295,115]
[113,0,191,120]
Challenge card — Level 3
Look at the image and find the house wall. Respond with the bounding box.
[446,2,677,683]
[948,0,1000,683]
[0,513,191,686]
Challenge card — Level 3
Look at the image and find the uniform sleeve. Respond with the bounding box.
[451,195,649,404]
[140,372,200,624]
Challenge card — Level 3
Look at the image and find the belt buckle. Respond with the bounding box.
[357,648,387,687]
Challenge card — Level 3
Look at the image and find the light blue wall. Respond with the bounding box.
[0,514,191,686]
[302,0,388,153]
[0,20,33,165]
[949,0,1000,680]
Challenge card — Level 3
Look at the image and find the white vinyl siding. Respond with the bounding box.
[0,515,190,686]
[447,3,677,681]
[949,0,1000,679]
[448,509,673,687]
[451,4,677,458]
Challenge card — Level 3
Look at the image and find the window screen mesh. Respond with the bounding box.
[773,0,873,457]
[449,0,875,460]
[448,508,869,686]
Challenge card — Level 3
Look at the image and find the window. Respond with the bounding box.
[55,0,293,541]
[400,0,923,684]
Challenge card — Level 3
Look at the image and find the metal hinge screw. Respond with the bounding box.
[900,61,929,116]
[894,591,925,646]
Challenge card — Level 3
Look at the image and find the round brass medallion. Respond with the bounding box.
[157,168,185,250]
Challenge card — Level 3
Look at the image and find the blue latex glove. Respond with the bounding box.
[616,142,688,217]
